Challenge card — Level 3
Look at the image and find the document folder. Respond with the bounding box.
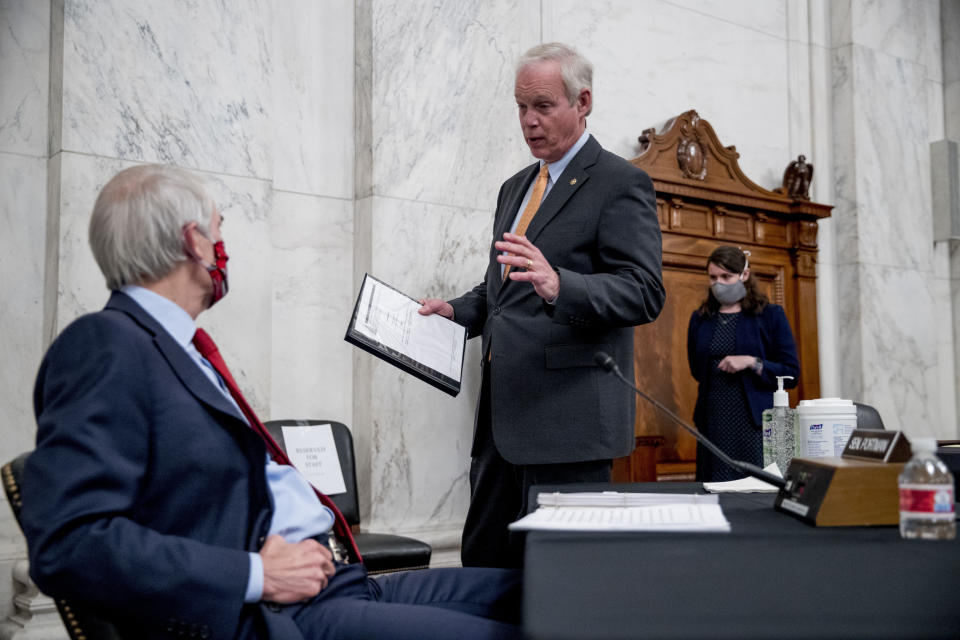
[345,273,466,397]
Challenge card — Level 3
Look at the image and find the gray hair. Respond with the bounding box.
[517,42,593,116]
[88,164,215,290]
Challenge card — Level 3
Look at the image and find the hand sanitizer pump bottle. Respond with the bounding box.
[762,409,775,468]
[762,376,795,475]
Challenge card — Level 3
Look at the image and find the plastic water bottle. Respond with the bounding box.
[898,438,956,540]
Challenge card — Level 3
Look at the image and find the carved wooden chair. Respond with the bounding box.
[2,451,123,640]
[2,421,431,640]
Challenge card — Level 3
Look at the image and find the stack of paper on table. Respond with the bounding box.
[508,492,730,533]
[702,463,783,494]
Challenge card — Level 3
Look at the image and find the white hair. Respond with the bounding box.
[88,164,215,290]
[517,42,593,116]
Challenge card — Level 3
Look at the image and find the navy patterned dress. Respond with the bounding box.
[695,312,761,482]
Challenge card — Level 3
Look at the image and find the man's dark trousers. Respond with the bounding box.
[461,363,612,568]
[269,564,521,639]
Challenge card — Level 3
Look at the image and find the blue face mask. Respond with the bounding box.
[711,280,746,305]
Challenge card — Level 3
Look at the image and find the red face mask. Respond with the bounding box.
[184,225,230,307]
[203,240,229,307]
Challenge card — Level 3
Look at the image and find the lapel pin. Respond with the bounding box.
[569,178,577,186]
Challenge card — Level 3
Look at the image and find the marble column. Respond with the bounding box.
[830,0,956,437]
[934,0,960,428]
[0,0,53,630]
[267,1,357,426]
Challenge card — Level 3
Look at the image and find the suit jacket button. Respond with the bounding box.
[200,626,212,639]
[493,306,501,314]
[258,535,265,546]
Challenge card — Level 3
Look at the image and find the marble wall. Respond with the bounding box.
[831,0,956,437]
[353,0,536,539]
[270,2,357,426]
[0,0,52,627]
[938,0,960,427]
[0,0,355,628]
[353,0,843,536]
[0,0,957,628]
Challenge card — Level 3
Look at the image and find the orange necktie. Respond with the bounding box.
[504,163,549,279]
[192,328,361,563]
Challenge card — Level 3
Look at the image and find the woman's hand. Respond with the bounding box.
[717,355,760,374]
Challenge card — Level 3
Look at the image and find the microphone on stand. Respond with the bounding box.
[594,351,786,490]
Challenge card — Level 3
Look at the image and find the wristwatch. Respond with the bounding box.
[751,358,763,374]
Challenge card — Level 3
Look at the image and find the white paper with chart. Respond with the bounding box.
[345,274,466,396]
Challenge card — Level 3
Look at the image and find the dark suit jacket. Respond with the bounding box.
[450,135,665,465]
[21,292,296,639]
[687,303,800,430]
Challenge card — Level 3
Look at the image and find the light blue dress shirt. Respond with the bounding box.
[120,286,335,603]
[502,129,591,280]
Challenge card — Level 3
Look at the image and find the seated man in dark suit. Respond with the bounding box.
[20,164,521,640]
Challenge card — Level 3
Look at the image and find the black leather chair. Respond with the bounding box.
[3,452,123,640]
[854,402,885,430]
[264,420,432,574]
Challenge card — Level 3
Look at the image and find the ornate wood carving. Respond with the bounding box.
[675,113,709,180]
[615,110,832,481]
[777,155,814,199]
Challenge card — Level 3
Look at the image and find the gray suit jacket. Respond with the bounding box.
[450,135,665,465]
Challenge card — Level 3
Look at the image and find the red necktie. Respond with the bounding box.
[192,328,361,563]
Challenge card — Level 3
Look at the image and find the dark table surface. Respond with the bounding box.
[523,483,960,640]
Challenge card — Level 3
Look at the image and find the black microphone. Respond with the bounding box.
[594,351,786,489]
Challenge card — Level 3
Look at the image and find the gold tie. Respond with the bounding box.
[504,164,549,279]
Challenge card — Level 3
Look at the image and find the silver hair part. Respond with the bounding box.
[517,42,593,116]
[88,164,216,290]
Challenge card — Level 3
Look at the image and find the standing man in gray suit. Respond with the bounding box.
[420,42,665,568]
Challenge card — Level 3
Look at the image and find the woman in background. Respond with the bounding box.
[687,246,799,481]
